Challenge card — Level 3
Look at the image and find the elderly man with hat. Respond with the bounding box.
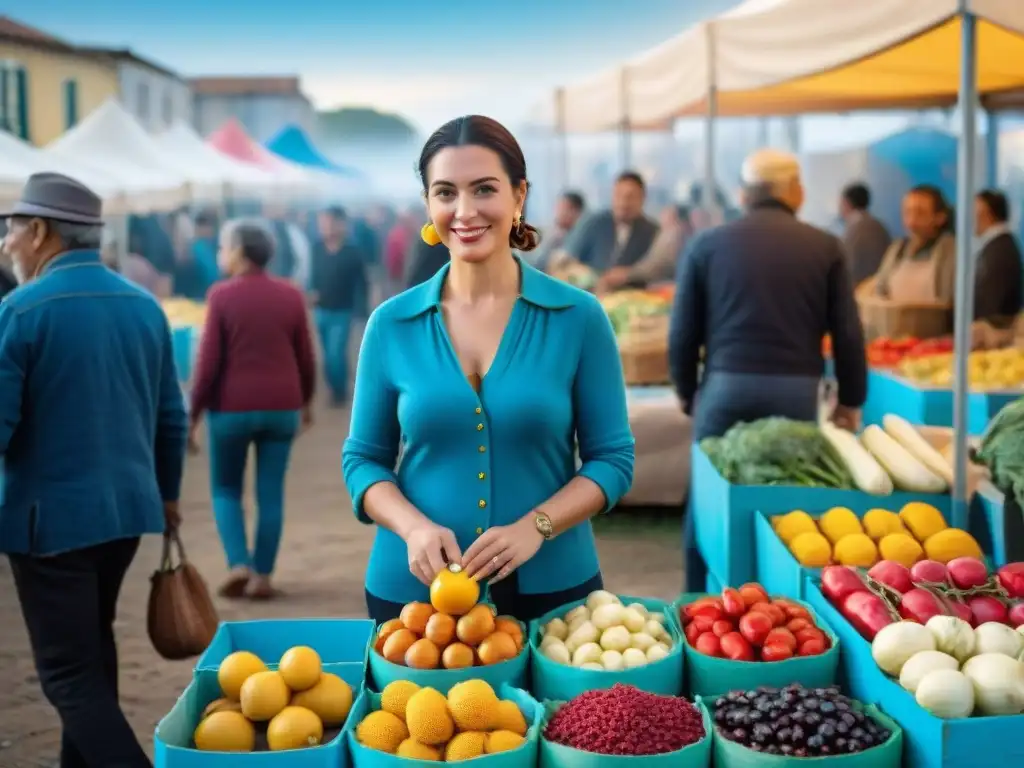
[668,150,868,592]
[0,173,188,767]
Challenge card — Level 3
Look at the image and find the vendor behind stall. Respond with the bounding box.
[973,189,1022,329]
[597,204,692,292]
[873,185,956,304]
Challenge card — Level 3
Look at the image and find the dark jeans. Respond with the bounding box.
[366,571,604,626]
[9,536,150,768]
[684,371,820,593]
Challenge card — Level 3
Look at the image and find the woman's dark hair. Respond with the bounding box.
[223,218,276,268]
[417,115,541,252]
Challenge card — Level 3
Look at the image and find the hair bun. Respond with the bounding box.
[510,221,542,253]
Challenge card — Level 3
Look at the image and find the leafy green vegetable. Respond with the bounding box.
[975,396,1024,509]
[700,418,854,489]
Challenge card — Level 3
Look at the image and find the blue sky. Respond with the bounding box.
[8,0,741,130]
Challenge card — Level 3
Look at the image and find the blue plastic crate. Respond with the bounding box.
[172,326,196,383]
[690,444,958,587]
[529,595,683,702]
[196,619,375,673]
[863,369,1017,433]
[804,578,1024,768]
[154,662,363,767]
[674,593,839,699]
[347,683,542,767]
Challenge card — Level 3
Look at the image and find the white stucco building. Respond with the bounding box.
[189,76,315,142]
[82,47,192,132]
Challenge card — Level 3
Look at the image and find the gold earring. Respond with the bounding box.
[421,222,441,246]
[513,212,523,233]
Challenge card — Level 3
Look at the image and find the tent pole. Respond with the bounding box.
[952,4,978,511]
[704,23,718,218]
[985,110,998,187]
[555,88,569,190]
[619,69,632,170]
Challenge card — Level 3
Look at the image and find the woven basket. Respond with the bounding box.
[618,315,669,386]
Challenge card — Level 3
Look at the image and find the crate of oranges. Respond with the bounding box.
[367,564,529,694]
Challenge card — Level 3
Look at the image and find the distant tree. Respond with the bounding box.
[316,108,419,144]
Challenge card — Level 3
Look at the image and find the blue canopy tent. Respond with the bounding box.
[265,125,361,178]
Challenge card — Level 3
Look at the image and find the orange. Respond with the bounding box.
[405,638,441,670]
[441,642,475,669]
[477,631,518,665]
[400,602,435,635]
[382,629,418,665]
[424,612,456,647]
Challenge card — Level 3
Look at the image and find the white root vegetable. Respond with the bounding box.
[644,619,668,641]
[600,650,624,671]
[599,625,631,653]
[564,605,590,625]
[585,590,620,613]
[821,421,893,495]
[961,653,1024,715]
[862,425,947,493]
[898,650,959,694]
[571,642,602,667]
[883,414,954,486]
[621,608,646,633]
[621,648,647,668]
[544,618,568,641]
[542,641,570,665]
[565,621,599,654]
[915,669,976,719]
[630,632,656,651]
[872,621,937,676]
[591,603,626,631]
[925,616,976,664]
[646,643,670,663]
[973,622,1024,659]
[625,602,649,618]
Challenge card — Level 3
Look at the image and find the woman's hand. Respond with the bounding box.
[405,522,462,586]
[187,422,201,455]
[462,515,545,585]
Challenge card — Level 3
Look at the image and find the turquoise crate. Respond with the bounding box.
[973,481,1024,566]
[154,662,363,767]
[711,703,903,767]
[196,619,375,673]
[347,683,541,767]
[690,444,958,587]
[674,593,839,699]
[538,696,712,767]
[529,595,683,701]
[862,369,1018,433]
[366,617,528,695]
[804,577,1024,768]
[172,325,196,382]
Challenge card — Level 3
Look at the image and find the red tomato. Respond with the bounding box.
[750,602,786,626]
[798,637,828,656]
[691,615,716,633]
[774,599,811,620]
[721,588,746,617]
[760,642,794,662]
[684,622,701,644]
[738,584,769,607]
[738,611,773,646]
[786,618,812,633]
[720,632,755,661]
[794,627,826,647]
[712,619,735,637]
[684,598,723,618]
[690,603,724,622]
[764,627,797,652]
[694,631,722,657]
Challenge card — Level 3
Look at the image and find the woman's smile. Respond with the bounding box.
[450,226,490,244]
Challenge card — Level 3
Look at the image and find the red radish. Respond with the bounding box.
[841,591,895,639]
[899,588,946,624]
[946,557,989,589]
[821,566,868,603]
[997,563,1024,599]
[1008,601,1024,627]
[967,595,1009,625]
[910,560,948,584]
[867,561,913,594]
[947,599,973,623]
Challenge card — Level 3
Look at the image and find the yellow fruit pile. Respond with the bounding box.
[373,564,524,670]
[773,502,983,569]
[900,348,1024,390]
[192,646,353,753]
[356,679,528,762]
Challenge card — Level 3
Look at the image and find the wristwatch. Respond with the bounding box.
[533,510,554,540]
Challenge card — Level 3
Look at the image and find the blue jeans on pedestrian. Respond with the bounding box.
[208,410,300,576]
[314,308,352,402]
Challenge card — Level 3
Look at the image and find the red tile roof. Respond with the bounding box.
[0,15,76,52]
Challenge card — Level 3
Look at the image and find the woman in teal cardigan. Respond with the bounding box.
[342,115,635,623]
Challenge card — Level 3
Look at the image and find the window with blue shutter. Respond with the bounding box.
[14,65,28,141]
[0,64,9,134]
[63,78,78,129]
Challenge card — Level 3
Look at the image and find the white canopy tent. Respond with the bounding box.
[154,121,281,200]
[0,129,132,213]
[45,98,188,211]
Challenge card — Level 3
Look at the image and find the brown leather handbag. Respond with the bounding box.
[147,531,220,660]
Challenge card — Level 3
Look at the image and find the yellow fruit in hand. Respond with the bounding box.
[267,706,323,751]
[193,711,255,752]
[278,646,322,692]
[289,672,353,728]
[240,671,290,722]
[217,651,267,701]
[430,563,480,616]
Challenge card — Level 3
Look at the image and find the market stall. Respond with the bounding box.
[161,299,207,383]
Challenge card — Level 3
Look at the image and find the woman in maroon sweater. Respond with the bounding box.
[189,219,316,599]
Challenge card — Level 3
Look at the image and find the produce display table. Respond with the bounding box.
[862,369,1019,433]
[621,386,690,507]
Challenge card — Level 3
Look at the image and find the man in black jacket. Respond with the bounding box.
[670,149,868,590]
[974,190,1023,328]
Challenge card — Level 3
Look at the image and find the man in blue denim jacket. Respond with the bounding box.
[0,173,188,768]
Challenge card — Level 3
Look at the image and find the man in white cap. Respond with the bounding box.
[669,149,867,590]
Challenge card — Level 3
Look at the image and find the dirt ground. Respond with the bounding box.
[0,397,684,767]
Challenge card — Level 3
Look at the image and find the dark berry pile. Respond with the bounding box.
[713,684,891,757]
